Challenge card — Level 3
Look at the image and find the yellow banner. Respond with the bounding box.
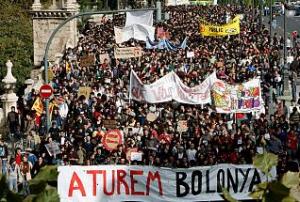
[200,16,240,37]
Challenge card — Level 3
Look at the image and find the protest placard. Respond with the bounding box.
[103,119,117,129]
[78,87,92,98]
[45,141,61,157]
[80,55,95,67]
[114,47,143,59]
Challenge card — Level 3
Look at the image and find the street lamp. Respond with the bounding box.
[278,1,293,110]
[269,0,272,41]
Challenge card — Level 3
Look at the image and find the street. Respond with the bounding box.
[263,14,300,36]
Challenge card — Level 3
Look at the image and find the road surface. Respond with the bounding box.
[263,14,300,37]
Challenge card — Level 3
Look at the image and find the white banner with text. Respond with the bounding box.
[129,70,217,105]
[58,164,276,202]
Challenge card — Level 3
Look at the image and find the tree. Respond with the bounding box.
[0,0,33,93]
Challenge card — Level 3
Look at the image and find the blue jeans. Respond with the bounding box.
[8,177,18,192]
[1,159,7,175]
[292,82,296,101]
[22,180,30,195]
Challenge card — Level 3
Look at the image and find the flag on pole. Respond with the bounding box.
[31,97,44,116]
[49,99,59,122]
[66,61,71,74]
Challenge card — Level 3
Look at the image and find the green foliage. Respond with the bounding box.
[34,185,59,202]
[265,181,291,201]
[0,0,33,92]
[6,190,23,202]
[249,182,267,200]
[253,152,278,175]
[29,181,47,195]
[250,171,300,202]
[281,172,300,188]
[78,0,105,11]
[251,153,300,202]
[27,166,59,202]
[0,166,59,202]
[290,186,300,201]
[0,175,22,202]
[23,195,37,202]
[223,152,300,202]
[30,165,58,184]
[221,188,239,202]
[0,175,9,199]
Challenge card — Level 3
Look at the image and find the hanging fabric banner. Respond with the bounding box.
[200,15,240,37]
[146,37,188,51]
[211,79,236,113]
[125,10,154,27]
[58,164,276,202]
[234,79,262,113]
[129,70,216,104]
[211,79,263,113]
[130,70,263,113]
[114,24,155,44]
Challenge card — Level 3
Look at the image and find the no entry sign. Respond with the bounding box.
[40,84,53,99]
[102,129,122,151]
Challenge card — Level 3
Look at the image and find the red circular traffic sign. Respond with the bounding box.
[102,130,122,151]
[40,84,53,99]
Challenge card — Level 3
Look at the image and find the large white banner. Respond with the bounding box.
[114,26,134,44]
[173,72,217,104]
[129,70,217,104]
[58,164,276,202]
[125,11,154,27]
[114,24,155,44]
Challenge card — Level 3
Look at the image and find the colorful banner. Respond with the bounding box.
[58,164,276,202]
[114,47,143,59]
[129,70,217,104]
[212,79,263,113]
[200,16,240,37]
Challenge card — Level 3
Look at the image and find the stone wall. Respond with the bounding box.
[31,9,78,66]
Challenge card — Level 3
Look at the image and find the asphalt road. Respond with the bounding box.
[263,14,300,37]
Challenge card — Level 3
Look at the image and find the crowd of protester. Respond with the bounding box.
[1,4,300,194]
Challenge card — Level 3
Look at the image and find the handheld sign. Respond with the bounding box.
[40,84,53,99]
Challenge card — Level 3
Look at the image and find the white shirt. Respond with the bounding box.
[186,148,197,162]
